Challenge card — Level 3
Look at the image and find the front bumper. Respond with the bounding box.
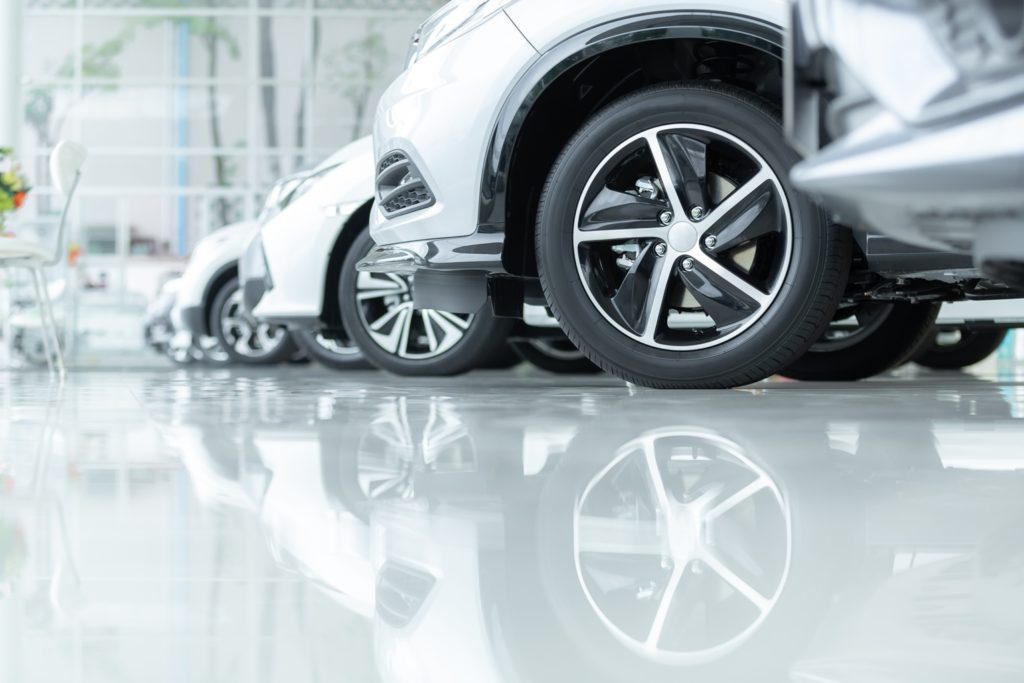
[369,9,537,248]
[239,231,270,314]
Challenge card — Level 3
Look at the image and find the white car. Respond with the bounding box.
[361,0,1024,388]
[242,136,599,376]
[172,220,294,365]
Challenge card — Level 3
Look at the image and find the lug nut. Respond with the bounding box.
[704,235,718,249]
[690,206,705,221]
[654,242,668,257]
[682,257,695,271]
[659,211,674,226]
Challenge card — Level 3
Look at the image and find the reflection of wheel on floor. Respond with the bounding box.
[509,338,601,374]
[535,82,850,389]
[340,228,514,376]
[519,419,849,683]
[781,302,939,381]
[915,327,1008,370]
[210,276,296,365]
[292,328,372,371]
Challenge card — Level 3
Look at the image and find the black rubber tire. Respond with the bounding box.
[535,82,851,389]
[915,327,1008,370]
[509,338,602,374]
[210,277,297,365]
[782,302,940,381]
[340,228,515,377]
[483,343,526,370]
[292,329,373,371]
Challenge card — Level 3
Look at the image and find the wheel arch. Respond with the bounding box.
[202,262,239,337]
[321,199,375,327]
[485,12,784,277]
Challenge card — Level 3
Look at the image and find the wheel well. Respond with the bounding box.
[321,200,374,327]
[502,37,783,276]
[203,264,238,336]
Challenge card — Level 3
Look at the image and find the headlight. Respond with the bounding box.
[406,0,518,67]
[258,174,306,223]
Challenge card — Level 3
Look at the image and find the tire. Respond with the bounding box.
[210,276,296,365]
[292,328,373,371]
[536,82,851,389]
[340,228,515,376]
[509,338,602,374]
[915,327,1008,370]
[782,302,940,381]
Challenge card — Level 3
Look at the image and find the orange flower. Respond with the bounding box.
[13,191,26,208]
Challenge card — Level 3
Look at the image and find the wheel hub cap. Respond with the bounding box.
[667,222,698,253]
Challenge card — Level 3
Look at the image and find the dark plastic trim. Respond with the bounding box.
[478,11,785,230]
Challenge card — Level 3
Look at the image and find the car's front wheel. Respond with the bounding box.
[536,83,851,389]
[340,228,514,376]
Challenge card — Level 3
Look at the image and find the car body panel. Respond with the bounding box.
[253,137,375,322]
[370,10,538,246]
[171,220,258,335]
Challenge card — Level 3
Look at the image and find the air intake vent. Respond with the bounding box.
[376,150,436,218]
[375,562,436,628]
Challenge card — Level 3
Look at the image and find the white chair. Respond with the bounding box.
[0,141,87,378]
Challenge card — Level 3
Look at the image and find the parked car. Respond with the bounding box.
[360,0,1023,388]
[241,136,599,376]
[172,220,295,366]
[786,0,1024,290]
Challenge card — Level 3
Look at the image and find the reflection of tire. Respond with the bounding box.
[915,327,1008,370]
[293,329,373,371]
[535,82,850,389]
[210,277,296,365]
[782,302,939,381]
[510,338,601,374]
[513,417,850,683]
[340,228,514,376]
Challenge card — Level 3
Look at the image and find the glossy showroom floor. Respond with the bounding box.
[2,366,1023,683]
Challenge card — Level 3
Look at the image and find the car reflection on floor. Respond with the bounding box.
[155,374,1024,683]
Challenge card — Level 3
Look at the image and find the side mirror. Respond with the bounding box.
[49,141,88,196]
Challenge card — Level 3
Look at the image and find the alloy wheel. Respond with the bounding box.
[573,124,793,350]
[219,289,288,358]
[355,272,474,360]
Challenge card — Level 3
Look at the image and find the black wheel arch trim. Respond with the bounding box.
[478,10,785,237]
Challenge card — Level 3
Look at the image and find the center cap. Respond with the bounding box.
[667,222,698,253]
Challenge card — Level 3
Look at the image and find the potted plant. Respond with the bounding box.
[0,147,30,236]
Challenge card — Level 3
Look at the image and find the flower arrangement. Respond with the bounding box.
[0,147,31,235]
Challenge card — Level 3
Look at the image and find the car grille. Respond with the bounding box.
[376,150,436,218]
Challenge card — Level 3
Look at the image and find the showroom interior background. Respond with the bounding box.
[1,0,441,366]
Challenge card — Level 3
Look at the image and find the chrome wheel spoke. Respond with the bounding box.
[662,133,710,212]
[688,252,769,309]
[577,225,671,246]
[697,169,775,246]
[679,258,764,330]
[610,244,677,340]
[356,271,407,301]
[644,131,686,218]
[580,186,669,233]
[367,303,413,354]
